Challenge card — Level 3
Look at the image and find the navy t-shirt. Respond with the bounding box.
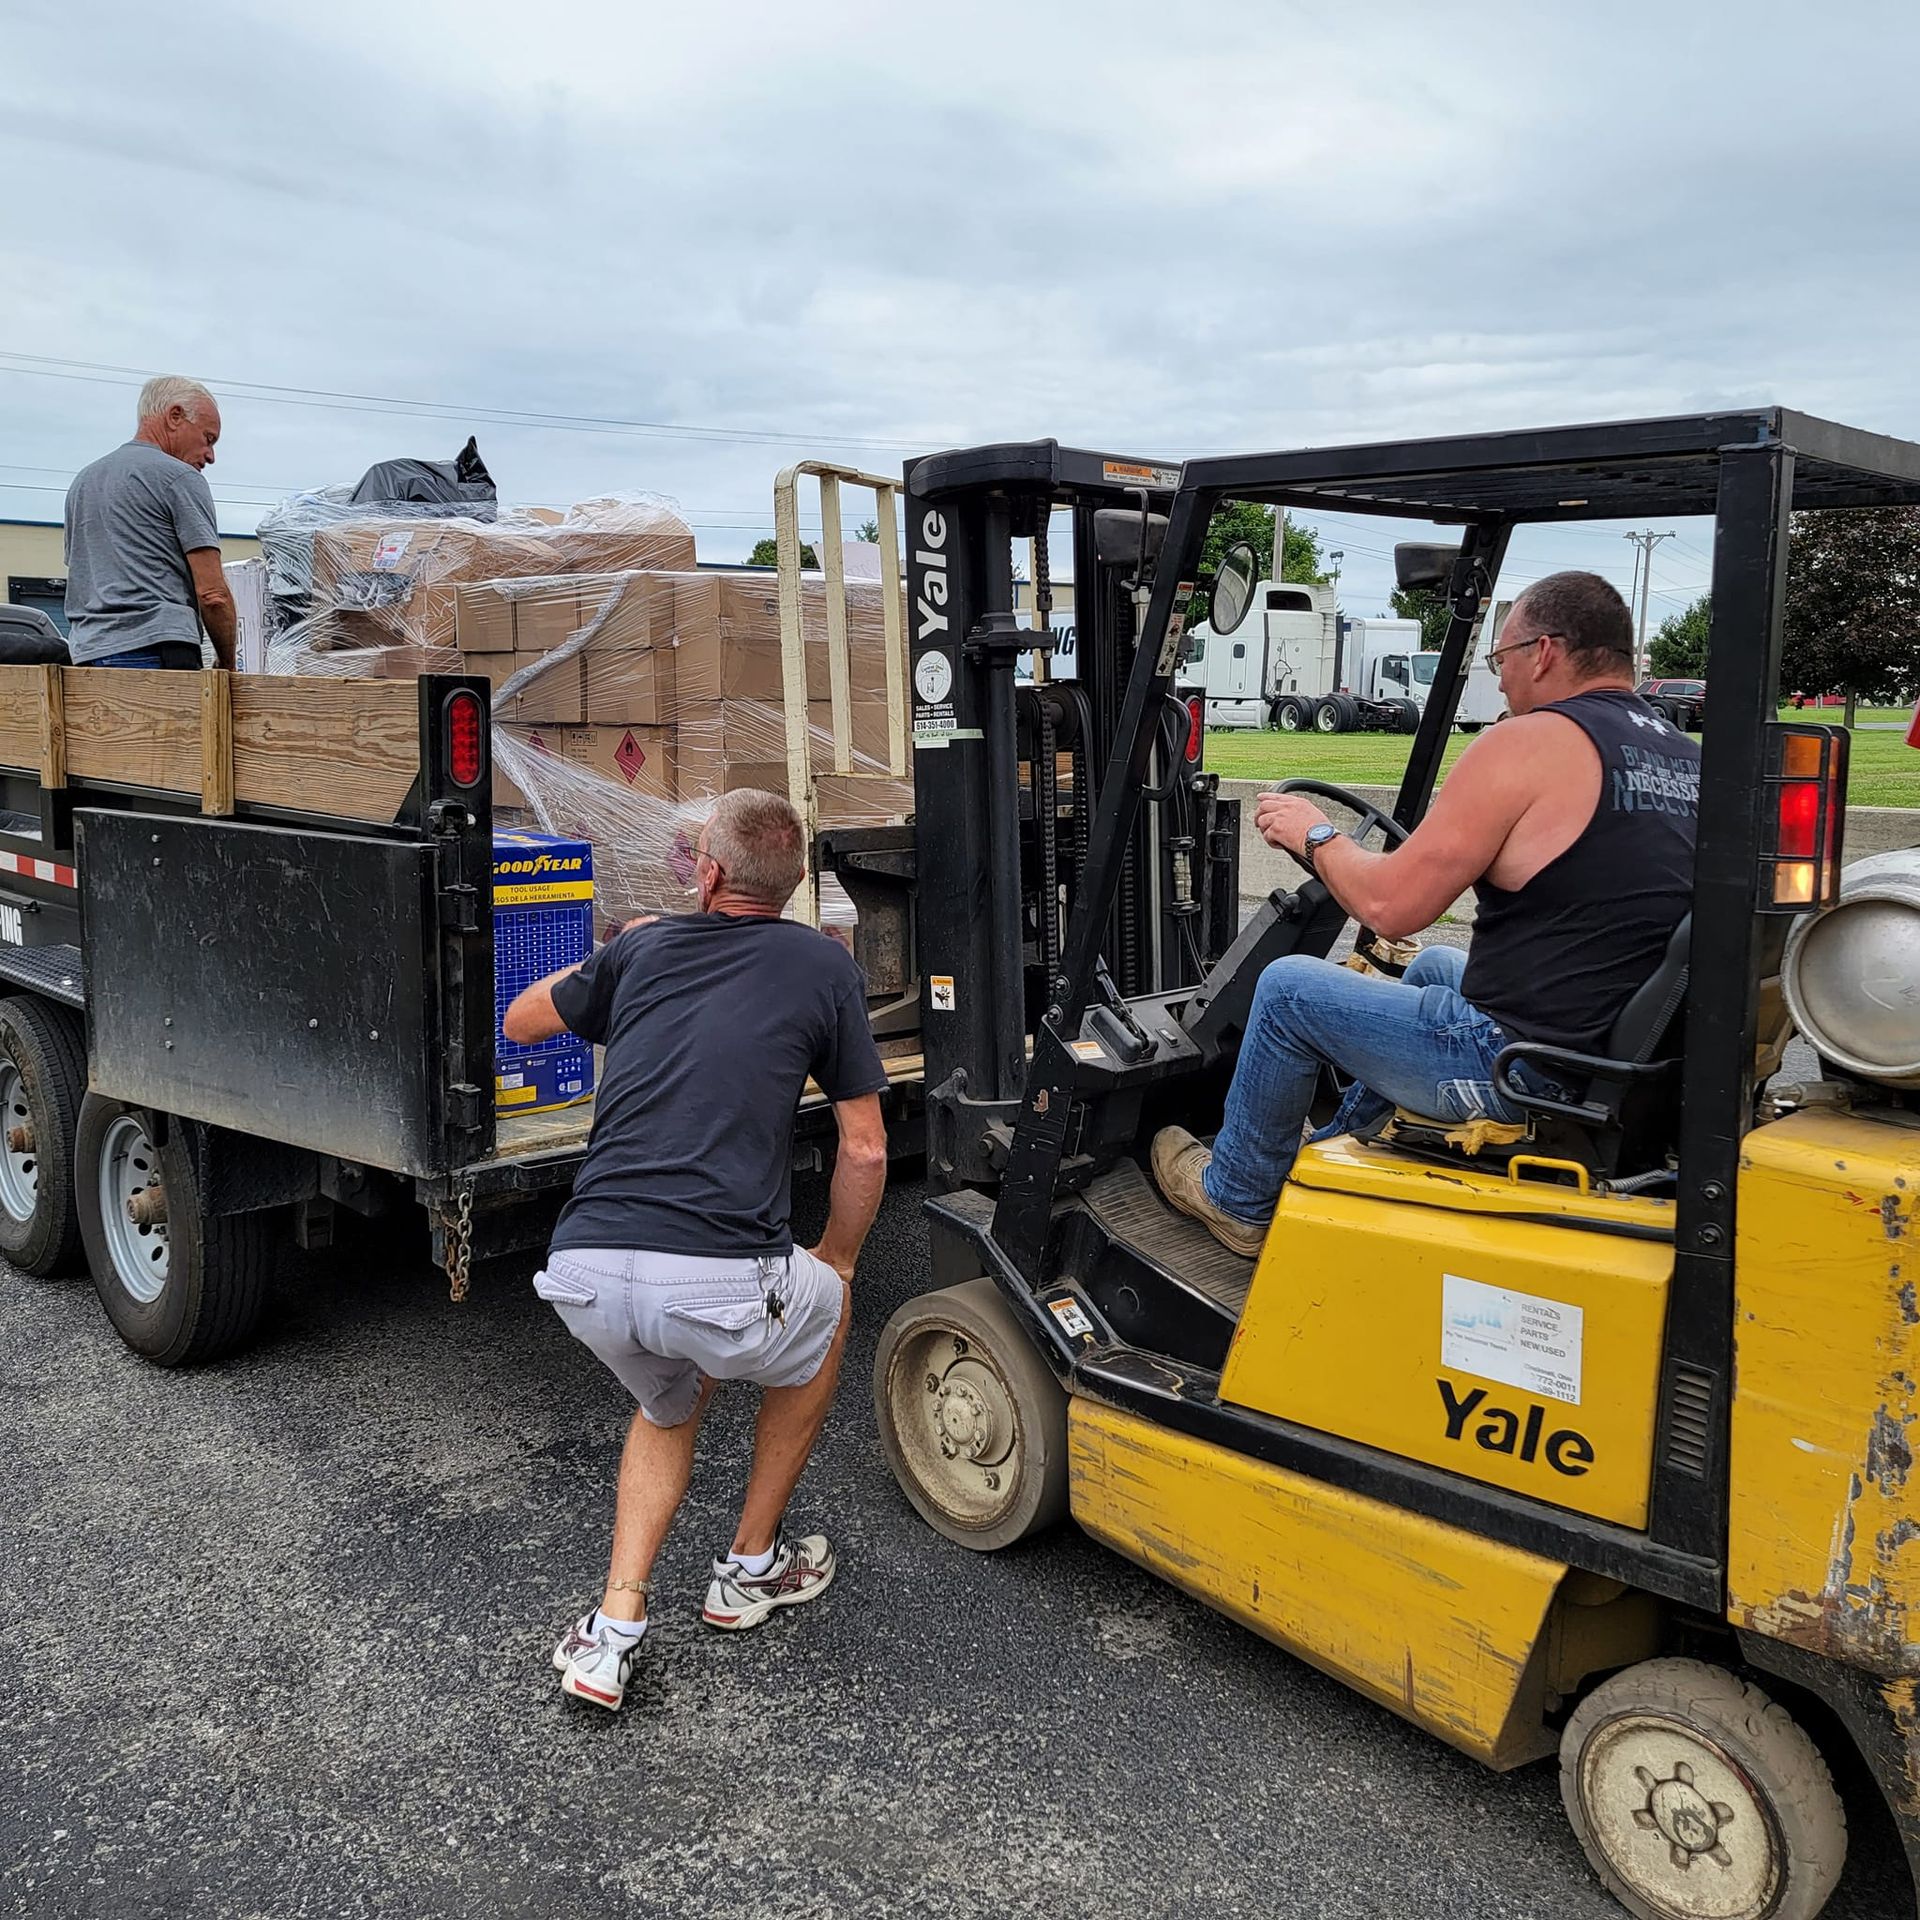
[548,912,888,1257]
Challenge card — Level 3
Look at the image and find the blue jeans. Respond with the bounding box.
[1204,944,1529,1224]
[97,642,202,670]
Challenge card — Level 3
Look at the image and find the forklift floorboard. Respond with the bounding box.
[1083,1158,1255,1318]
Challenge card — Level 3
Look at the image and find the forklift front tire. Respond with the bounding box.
[1559,1657,1846,1920]
[77,1095,275,1367]
[873,1277,1069,1552]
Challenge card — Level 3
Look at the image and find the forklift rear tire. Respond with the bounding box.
[1559,1657,1846,1920]
[873,1277,1069,1551]
[77,1095,275,1367]
[0,995,86,1276]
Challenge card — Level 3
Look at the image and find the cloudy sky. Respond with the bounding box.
[5,0,1918,623]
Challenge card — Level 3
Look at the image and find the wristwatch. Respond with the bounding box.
[1299,822,1341,873]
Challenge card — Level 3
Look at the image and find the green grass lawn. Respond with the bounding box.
[1204,709,1919,807]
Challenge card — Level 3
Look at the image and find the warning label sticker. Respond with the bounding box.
[1441,1275,1584,1405]
[1102,458,1182,492]
[929,975,956,1013]
[1048,1296,1094,1339]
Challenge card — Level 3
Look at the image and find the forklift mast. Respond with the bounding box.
[904,443,1241,1188]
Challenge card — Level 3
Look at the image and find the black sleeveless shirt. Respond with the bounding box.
[1460,689,1699,1053]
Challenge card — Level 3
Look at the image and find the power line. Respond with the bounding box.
[0,351,937,456]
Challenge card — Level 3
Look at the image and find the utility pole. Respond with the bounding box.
[1622,530,1676,675]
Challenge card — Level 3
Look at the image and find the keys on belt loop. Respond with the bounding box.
[758,1254,786,1326]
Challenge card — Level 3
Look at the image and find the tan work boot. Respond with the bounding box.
[1149,1127,1269,1258]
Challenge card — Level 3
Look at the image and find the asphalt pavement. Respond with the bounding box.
[1,1176,1906,1920]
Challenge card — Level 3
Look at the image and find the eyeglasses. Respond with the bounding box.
[667,828,721,890]
[1486,633,1552,671]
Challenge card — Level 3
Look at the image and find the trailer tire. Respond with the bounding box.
[77,1095,275,1367]
[873,1277,1069,1552]
[1271,696,1307,732]
[1560,1658,1846,1920]
[0,995,86,1276]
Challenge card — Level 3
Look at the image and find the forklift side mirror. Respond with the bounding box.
[1395,542,1460,591]
[1210,541,1258,636]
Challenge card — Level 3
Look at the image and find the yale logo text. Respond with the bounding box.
[1437,1379,1594,1477]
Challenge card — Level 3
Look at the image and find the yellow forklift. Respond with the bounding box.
[876,413,1920,1920]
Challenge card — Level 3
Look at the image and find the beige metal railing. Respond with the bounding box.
[772,459,907,925]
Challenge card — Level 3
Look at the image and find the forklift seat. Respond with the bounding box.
[1369,914,1691,1184]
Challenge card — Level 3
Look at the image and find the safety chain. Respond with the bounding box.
[444,1182,475,1303]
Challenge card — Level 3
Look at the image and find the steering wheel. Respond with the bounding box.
[1262,777,1412,853]
[1262,779,1414,989]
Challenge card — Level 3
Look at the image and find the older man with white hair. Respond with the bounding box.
[63,376,236,669]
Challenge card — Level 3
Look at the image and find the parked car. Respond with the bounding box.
[1636,675,1705,729]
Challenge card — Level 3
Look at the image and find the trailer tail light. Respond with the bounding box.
[445,689,487,790]
[1184,695,1204,763]
[1760,724,1847,911]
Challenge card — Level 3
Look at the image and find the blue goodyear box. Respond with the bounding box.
[492,831,596,1115]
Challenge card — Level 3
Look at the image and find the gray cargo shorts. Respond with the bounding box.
[533,1246,847,1428]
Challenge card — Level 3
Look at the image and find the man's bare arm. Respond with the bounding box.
[186,548,237,670]
[502,965,581,1044]
[1280,716,1568,938]
[811,1092,888,1281]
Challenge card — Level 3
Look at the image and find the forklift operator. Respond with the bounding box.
[1153,570,1701,1257]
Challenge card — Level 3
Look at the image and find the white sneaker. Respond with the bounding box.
[554,1613,644,1710]
[552,1611,601,1673]
[701,1531,836,1630]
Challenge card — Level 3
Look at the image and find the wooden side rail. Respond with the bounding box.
[0,666,423,827]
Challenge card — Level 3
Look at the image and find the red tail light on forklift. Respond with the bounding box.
[1759,724,1847,911]
[1184,695,1203,762]
[444,689,487,790]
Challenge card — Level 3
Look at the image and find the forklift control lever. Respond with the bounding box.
[1090,957,1155,1062]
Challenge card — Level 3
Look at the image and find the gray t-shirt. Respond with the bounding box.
[63,442,221,663]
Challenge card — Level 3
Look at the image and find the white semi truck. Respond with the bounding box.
[1181,582,1508,734]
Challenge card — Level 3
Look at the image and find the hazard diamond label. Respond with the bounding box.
[614,730,647,783]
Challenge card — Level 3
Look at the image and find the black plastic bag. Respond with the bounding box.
[348,437,497,518]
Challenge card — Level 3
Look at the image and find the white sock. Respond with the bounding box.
[594,1610,647,1642]
[729,1542,778,1577]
